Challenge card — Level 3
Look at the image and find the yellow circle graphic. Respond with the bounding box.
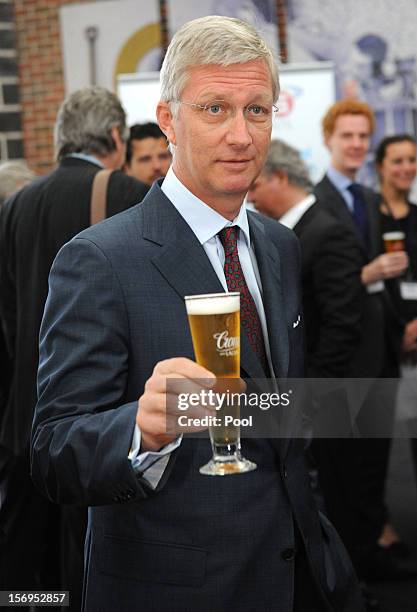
[114,22,161,88]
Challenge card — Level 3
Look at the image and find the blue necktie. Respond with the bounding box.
[347,183,369,247]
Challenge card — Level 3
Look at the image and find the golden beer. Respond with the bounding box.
[187,314,240,377]
[383,231,405,253]
[185,292,256,475]
[185,293,240,445]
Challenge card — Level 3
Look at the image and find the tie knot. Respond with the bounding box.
[218,226,238,256]
[347,183,363,198]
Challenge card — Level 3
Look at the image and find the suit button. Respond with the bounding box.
[281,547,295,561]
[283,466,288,479]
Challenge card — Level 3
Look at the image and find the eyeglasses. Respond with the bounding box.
[171,99,279,128]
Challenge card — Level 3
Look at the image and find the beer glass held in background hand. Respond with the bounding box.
[185,292,257,476]
[383,231,411,279]
[383,231,406,253]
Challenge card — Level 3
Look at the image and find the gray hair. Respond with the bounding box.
[0,160,36,206]
[54,86,128,161]
[160,15,279,115]
[264,139,313,192]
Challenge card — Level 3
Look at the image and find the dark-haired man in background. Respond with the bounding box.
[124,121,172,185]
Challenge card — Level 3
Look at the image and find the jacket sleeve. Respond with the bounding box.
[30,236,150,506]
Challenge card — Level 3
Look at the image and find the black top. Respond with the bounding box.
[380,204,417,323]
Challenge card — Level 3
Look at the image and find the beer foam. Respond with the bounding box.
[185,292,240,315]
[383,232,405,240]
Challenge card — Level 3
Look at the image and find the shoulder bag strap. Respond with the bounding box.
[90,169,114,226]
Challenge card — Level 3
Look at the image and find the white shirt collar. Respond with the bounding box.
[279,194,316,229]
[161,166,251,246]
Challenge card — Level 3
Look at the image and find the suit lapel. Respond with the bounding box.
[248,213,289,379]
[139,184,267,380]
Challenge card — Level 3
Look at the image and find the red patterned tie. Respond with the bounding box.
[218,226,269,374]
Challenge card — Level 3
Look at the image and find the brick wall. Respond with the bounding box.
[13,0,93,175]
[0,0,23,162]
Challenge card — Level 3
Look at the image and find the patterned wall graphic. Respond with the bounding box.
[285,0,417,185]
[167,0,279,58]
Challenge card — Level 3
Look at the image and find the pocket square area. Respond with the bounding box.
[292,315,301,329]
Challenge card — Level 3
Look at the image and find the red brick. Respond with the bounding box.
[12,0,93,173]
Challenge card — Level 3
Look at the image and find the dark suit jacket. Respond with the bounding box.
[31,182,363,612]
[314,175,401,378]
[0,157,148,457]
[293,204,363,378]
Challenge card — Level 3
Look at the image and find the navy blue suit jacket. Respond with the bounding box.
[31,182,362,612]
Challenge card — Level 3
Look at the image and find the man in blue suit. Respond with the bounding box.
[31,16,364,612]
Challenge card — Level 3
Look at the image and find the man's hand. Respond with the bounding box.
[136,357,216,452]
[403,318,417,353]
[361,252,409,285]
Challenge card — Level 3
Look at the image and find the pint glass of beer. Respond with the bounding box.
[185,292,256,476]
[383,231,405,253]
